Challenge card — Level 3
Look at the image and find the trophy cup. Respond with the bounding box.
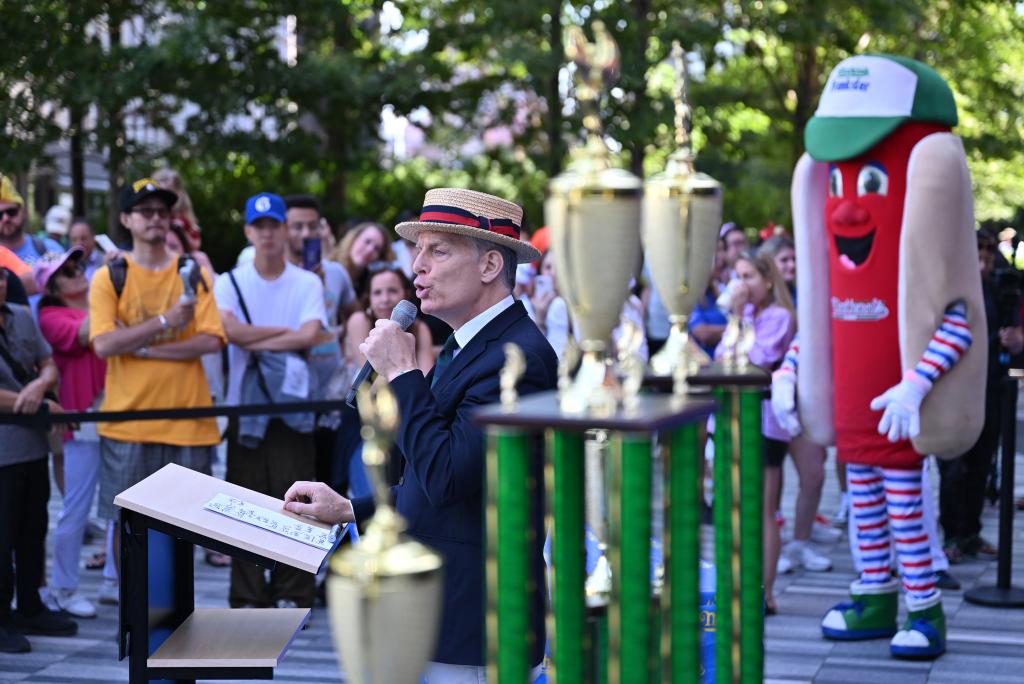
[327,384,443,684]
[642,41,722,396]
[546,21,643,415]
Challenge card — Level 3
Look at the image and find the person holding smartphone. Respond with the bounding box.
[284,195,357,487]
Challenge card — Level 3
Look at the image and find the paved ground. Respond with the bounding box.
[3,427,1024,682]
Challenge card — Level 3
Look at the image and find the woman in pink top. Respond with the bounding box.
[34,248,108,618]
[715,252,799,615]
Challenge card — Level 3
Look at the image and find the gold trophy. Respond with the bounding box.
[327,384,444,684]
[642,42,723,396]
[547,21,643,415]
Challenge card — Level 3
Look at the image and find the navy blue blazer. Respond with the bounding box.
[353,300,557,666]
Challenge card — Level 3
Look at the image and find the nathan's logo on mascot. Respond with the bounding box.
[831,66,870,93]
[831,296,889,321]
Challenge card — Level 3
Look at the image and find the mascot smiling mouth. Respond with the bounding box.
[835,230,875,270]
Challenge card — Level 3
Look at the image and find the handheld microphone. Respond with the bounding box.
[345,299,418,407]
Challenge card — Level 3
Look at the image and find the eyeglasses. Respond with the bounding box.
[131,206,171,219]
[0,207,19,219]
[367,260,402,274]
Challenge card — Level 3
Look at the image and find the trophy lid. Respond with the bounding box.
[330,516,443,581]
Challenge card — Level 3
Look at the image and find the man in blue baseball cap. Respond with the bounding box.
[213,192,327,610]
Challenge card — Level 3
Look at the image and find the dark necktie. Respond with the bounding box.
[431,334,460,389]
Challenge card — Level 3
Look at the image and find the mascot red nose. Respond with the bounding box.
[781,54,987,660]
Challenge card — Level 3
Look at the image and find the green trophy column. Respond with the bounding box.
[738,388,764,683]
[712,388,736,684]
[608,432,653,684]
[486,430,533,684]
[664,424,701,684]
[547,430,588,683]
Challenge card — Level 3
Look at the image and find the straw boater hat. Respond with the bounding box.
[395,188,541,264]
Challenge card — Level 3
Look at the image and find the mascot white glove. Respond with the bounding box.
[770,370,802,437]
[870,371,932,442]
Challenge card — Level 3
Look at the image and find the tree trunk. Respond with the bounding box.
[70,104,85,217]
[105,21,126,242]
[628,0,651,179]
[545,0,564,177]
[792,43,819,168]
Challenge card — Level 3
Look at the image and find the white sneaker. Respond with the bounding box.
[51,589,97,618]
[810,518,842,544]
[776,552,794,574]
[784,540,832,572]
[832,494,850,526]
[98,579,119,605]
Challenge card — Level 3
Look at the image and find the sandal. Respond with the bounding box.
[204,550,232,568]
[84,552,106,570]
[943,542,964,565]
[962,535,997,561]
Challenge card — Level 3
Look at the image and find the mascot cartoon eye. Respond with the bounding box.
[856,162,888,197]
[828,165,843,198]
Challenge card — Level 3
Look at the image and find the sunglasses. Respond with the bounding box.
[0,207,19,219]
[57,264,82,278]
[131,206,171,219]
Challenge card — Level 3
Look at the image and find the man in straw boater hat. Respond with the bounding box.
[284,188,557,680]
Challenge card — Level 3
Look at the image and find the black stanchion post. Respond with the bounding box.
[964,373,1024,608]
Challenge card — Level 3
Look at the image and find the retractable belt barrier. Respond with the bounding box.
[0,399,346,428]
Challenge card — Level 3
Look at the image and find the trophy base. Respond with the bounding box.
[560,351,618,417]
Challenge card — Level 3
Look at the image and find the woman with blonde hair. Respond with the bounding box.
[329,222,395,303]
[715,251,822,614]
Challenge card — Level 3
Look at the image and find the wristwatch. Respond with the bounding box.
[158,314,169,330]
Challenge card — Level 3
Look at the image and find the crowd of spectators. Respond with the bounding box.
[0,167,1020,653]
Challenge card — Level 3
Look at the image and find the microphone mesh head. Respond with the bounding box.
[390,299,418,330]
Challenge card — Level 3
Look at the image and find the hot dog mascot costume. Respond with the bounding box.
[775,54,987,659]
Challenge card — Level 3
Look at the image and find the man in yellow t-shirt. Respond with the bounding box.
[89,177,225,587]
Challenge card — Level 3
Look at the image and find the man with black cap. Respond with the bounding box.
[88,177,225,596]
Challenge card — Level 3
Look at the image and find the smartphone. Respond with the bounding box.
[95,233,118,254]
[534,274,554,298]
[302,236,322,270]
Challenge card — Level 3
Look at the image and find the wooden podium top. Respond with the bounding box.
[114,462,332,574]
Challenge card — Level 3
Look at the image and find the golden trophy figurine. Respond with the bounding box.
[500,343,526,411]
[643,41,723,396]
[548,21,643,415]
[327,384,444,684]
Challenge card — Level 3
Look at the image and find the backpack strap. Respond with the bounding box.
[227,269,274,403]
[31,235,47,258]
[108,256,128,298]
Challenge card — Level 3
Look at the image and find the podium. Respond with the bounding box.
[114,463,337,683]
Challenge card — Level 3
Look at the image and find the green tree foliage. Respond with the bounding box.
[2,1,1023,268]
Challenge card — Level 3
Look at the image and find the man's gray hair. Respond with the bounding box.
[466,236,518,291]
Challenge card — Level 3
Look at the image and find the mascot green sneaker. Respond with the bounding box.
[821,579,899,640]
[890,592,945,659]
